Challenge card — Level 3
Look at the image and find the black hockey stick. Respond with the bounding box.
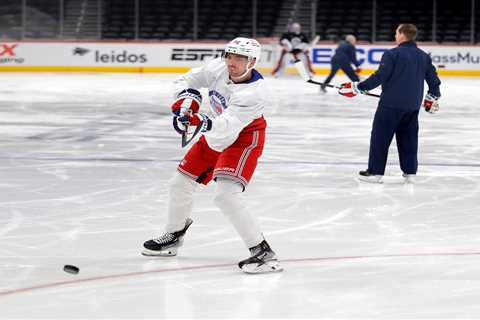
[293,59,380,98]
[181,122,203,148]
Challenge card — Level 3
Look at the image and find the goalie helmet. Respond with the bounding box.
[289,22,301,34]
[225,37,261,68]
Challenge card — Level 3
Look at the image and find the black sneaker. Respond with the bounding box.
[238,240,283,274]
[142,218,193,256]
[358,170,383,183]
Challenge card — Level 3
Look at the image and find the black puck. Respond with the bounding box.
[63,265,79,274]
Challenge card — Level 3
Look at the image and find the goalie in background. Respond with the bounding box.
[142,37,282,274]
[320,34,361,93]
[271,22,315,77]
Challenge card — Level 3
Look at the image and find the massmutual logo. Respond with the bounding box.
[73,47,147,63]
[0,43,25,64]
[428,51,480,64]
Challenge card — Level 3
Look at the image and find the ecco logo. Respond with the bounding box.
[0,44,17,57]
[312,48,389,65]
[171,48,224,61]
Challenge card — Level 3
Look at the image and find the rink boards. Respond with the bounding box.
[1,41,479,76]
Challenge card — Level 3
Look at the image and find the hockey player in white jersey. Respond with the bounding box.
[142,38,282,274]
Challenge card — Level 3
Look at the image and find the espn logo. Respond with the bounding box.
[171,48,224,61]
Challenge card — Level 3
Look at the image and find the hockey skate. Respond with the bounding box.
[238,240,283,274]
[142,218,193,257]
[358,170,383,183]
[402,173,416,184]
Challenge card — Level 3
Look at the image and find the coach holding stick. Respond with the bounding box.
[338,24,441,183]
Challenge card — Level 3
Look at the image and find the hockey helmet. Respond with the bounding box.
[224,37,261,67]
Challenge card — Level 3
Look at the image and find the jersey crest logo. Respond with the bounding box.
[209,90,227,115]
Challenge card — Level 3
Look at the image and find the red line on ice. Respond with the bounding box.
[2,251,480,297]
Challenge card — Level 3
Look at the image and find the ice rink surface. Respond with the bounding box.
[0,71,479,319]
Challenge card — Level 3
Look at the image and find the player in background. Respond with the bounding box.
[338,24,441,183]
[142,37,282,274]
[271,22,315,77]
[321,35,361,93]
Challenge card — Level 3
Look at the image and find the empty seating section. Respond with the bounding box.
[315,0,475,43]
[436,0,472,43]
[137,0,192,39]
[477,0,480,43]
[315,0,373,42]
[0,0,60,39]
[137,0,282,40]
[0,0,477,43]
[0,1,22,39]
[101,0,281,40]
[25,0,60,38]
[102,0,135,39]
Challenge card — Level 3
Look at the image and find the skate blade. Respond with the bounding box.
[141,248,178,257]
[403,176,416,184]
[358,176,383,184]
[241,260,283,274]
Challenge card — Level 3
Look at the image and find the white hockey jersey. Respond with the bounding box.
[174,58,268,152]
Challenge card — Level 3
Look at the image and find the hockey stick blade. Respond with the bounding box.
[181,122,203,148]
[294,59,380,98]
[294,59,339,89]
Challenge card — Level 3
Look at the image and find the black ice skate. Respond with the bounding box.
[142,218,193,257]
[238,240,283,274]
[358,170,383,183]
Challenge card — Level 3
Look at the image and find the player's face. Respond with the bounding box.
[225,53,250,77]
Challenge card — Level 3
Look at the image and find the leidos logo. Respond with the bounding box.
[95,50,147,63]
[0,43,24,64]
[73,47,147,63]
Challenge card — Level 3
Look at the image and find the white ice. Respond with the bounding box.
[0,72,479,319]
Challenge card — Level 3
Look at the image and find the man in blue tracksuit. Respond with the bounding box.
[338,24,441,183]
[321,35,361,92]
